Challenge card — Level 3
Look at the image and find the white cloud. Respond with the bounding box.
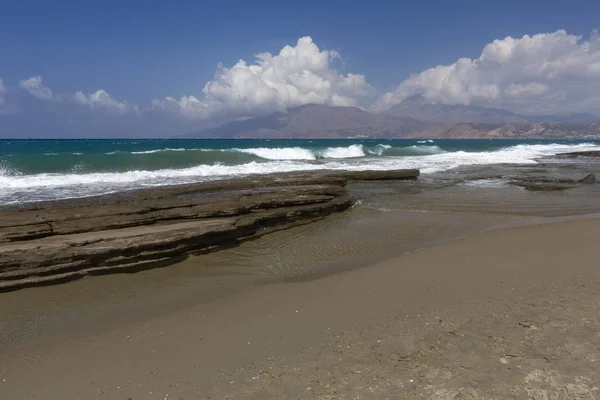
[19,76,54,101]
[153,36,374,120]
[74,89,139,115]
[11,30,600,122]
[16,75,138,116]
[376,30,600,115]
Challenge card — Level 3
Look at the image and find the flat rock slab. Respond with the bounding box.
[329,169,420,181]
[554,150,600,158]
[509,181,577,191]
[508,173,597,191]
[0,169,419,292]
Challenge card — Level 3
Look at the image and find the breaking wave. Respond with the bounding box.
[231,144,368,160]
[234,147,316,160]
[1,141,599,204]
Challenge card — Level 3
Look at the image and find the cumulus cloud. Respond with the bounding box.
[74,89,139,115]
[376,30,600,115]
[19,76,54,101]
[153,36,374,120]
[15,75,138,116]
[11,30,600,123]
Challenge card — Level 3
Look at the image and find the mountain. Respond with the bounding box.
[386,95,598,124]
[414,121,600,139]
[386,95,528,124]
[180,103,600,140]
[524,113,600,123]
[182,104,431,139]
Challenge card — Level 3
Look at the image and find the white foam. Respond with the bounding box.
[0,161,318,190]
[397,142,600,173]
[235,145,369,160]
[43,152,83,156]
[417,140,434,144]
[234,147,316,160]
[368,144,392,156]
[2,142,600,203]
[131,148,190,154]
[319,144,365,158]
[407,145,445,154]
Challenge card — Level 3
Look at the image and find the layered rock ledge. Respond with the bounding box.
[554,150,600,158]
[508,173,596,191]
[0,169,419,292]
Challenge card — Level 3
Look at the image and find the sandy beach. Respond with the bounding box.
[1,149,600,400]
[1,215,599,399]
[5,5,600,398]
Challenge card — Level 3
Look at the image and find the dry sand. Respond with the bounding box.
[2,217,600,399]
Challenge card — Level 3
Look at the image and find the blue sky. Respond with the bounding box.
[1,0,600,137]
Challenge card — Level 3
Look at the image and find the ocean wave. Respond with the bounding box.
[417,140,434,144]
[130,148,191,154]
[2,142,600,204]
[407,145,445,154]
[367,144,392,156]
[319,144,366,158]
[234,147,316,160]
[0,161,323,190]
[98,143,441,161]
[43,152,83,156]
[380,145,445,156]
[234,145,368,160]
[413,142,600,173]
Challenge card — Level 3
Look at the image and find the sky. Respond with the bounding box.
[1,0,600,138]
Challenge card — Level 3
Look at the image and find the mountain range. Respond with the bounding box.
[180,98,600,139]
[385,94,598,125]
[182,104,430,139]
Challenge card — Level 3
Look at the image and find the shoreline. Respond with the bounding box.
[0,207,583,357]
[2,215,599,398]
[2,148,600,398]
[2,208,596,352]
[0,169,418,292]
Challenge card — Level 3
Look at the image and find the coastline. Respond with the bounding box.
[0,169,418,292]
[2,216,600,399]
[1,147,599,398]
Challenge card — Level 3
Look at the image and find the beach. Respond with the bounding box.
[1,216,600,399]
[6,4,600,398]
[1,140,600,399]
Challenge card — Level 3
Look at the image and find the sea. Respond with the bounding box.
[1,138,600,205]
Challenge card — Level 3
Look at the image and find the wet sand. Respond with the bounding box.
[1,216,600,399]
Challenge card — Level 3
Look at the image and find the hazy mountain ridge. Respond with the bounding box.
[182,103,600,140]
[407,121,600,140]
[182,104,431,139]
[386,95,599,124]
[386,95,529,124]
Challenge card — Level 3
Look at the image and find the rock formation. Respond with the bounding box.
[509,174,596,191]
[0,170,419,292]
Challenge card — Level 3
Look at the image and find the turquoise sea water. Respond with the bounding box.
[1,139,599,204]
